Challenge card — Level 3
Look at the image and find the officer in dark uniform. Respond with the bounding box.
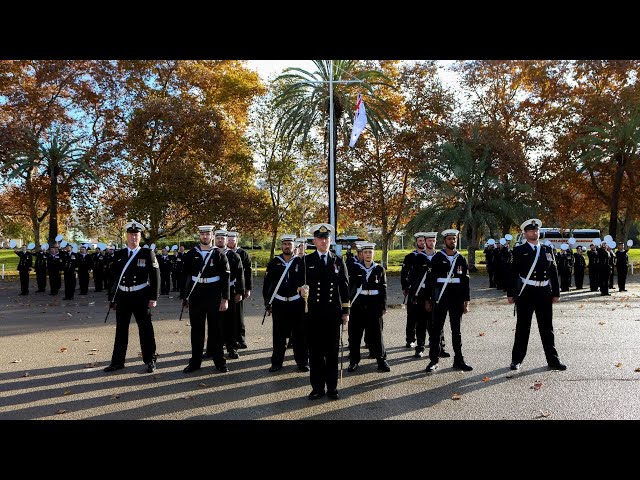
[597,241,611,296]
[499,239,513,292]
[158,247,172,295]
[406,232,448,359]
[615,241,629,292]
[175,245,186,299]
[300,223,350,400]
[424,229,473,373]
[34,244,48,292]
[77,245,92,295]
[103,245,115,294]
[558,244,571,292]
[263,234,308,372]
[573,245,586,289]
[494,241,505,290]
[14,244,33,295]
[607,243,616,289]
[507,219,566,371]
[92,245,105,292]
[346,242,390,373]
[47,245,63,295]
[400,232,428,349]
[170,246,178,292]
[62,245,77,300]
[104,221,161,373]
[209,230,244,360]
[182,225,230,373]
[587,243,599,292]
[226,232,252,349]
[483,239,496,287]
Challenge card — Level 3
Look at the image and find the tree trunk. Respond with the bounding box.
[269,219,278,260]
[381,232,390,270]
[608,155,626,241]
[467,224,478,272]
[48,164,58,245]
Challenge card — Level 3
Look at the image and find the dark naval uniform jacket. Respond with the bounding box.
[182,246,230,304]
[109,247,160,303]
[305,250,350,318]
[507,242,560,298]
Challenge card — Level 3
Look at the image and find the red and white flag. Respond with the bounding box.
[349,93,367,148]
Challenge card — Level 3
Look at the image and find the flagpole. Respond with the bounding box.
[329,60,336,230]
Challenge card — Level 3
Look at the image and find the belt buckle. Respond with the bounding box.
[285,296,289,302]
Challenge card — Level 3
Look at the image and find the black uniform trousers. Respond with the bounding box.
[36,267,47,292]
[308,311,341,393]
[429,295,464,362]
[348,301,385,364]
[94,268,103,292]
[405,301,417,345]
[49,270,61,295]
[617,267,627,291]
[559,269,570,292]
[588,265,598,291]
[511,286,560,366]
[110,291,156,366]
[414,301,445,354]
[63,271,76,299]
[78,270,90,294]
[487,263,495,288]
[574,266,585,289]
[600,266,610,295]
[19,269,30,294]
[160,271,171,295]
[236,297,246,345]
[189,298,226,369]
[217,286,238,355]
[609,267,614,289]
[271,299,307,368]
[172,270,179,291]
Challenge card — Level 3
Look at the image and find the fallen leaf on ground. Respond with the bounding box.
[174,331,180,334]
[579,304,584,309]
[55,409,67,415]
[111,394,120,400]
[22,372,30,377]
[478,332,485,337]
[66,313,72,316]
[535,410,551,418]
[506,373,514,379]
[83,340,91,342]
[63,390,72,396]
[89,302,95,305]
[11,359,23,363]
[482,376,490,382]
[89,348,98,351]
[634,368,640,373]
[451,393,462,400]
[88,352,97,356]
[181,395,192,399]
[531,381,543,391]
[198,383,208,387]
[59,347,68,353]
[615,362,622,368]
[84,363,98,368]
[73,338,79,341]
[137,352,143,357]
[598,321,606,325]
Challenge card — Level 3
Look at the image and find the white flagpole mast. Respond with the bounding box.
[329,60,336,229]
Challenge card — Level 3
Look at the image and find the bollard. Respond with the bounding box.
[1,263,4,280]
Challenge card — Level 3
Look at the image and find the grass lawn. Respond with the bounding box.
[2,247,639,278]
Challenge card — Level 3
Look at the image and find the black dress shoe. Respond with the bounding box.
[426,361,439,372]
[347,363,359,372]
[146,360,157,373]
[236,342,248,349]
[377,359,391,372]
[308,390,325,400]
[227,351,239,359]
[414,350,425,358]
[103,364,125,372]
[439,350,451,358]
[510,362,521,370]
[548,362,567,371]
[268,365,282,372]
[216,364,229,373]
[297,365,309,372]
[202,351,213,359]
[183,364,200,373]
[406,342,416,348]
[327,389,339,400]
[452,359,473,371]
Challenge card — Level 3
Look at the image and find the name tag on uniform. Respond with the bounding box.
[546,253,553,261]
[137,259,146,267]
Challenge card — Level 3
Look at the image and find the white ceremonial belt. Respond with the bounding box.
[118,282,149,292]
[520,276,549,287]
[359,290,380,295]
[192,275,220,284]
[437,278,461,284]
[274,293,301,302]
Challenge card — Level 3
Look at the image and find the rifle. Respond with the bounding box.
[340,323,344,387]
[261,307,269,325]
[104,303,113,323]
[179,300,186,321]
[403,292,408,304]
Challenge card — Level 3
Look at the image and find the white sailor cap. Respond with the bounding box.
[487,238,496,245]
[295,237,306,245]
[214,229,228,236]
[560,243,569,251]
[310,223,335,238]
[354,241,368,251]
[227,231,239,238]
[124,221,144,233]
[520,218,542,232]
[414,232,429,239]
[505,234,513,241]
[280,234,296,242]
[499,238,506,245]
[441,229,459,237]
[197,225,214,232]
[361,242,376,251]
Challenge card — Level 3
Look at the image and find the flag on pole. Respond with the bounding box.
[349,93,367,148]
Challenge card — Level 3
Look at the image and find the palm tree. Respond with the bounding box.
[576,109,640,241]
[5,129,96,244]
[273,60,394,229]
[408,126,533,270]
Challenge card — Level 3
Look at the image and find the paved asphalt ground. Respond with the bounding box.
[1,273,638,420]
